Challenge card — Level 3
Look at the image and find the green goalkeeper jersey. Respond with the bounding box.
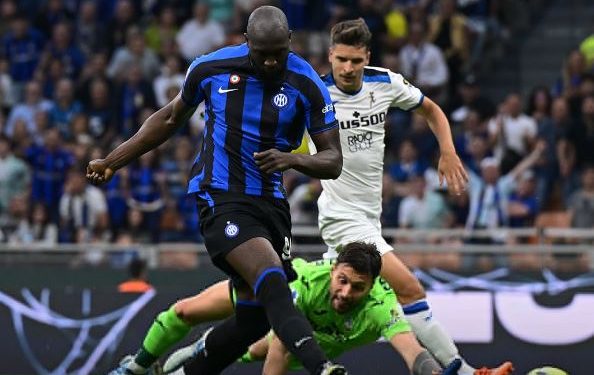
[285,258,410,369]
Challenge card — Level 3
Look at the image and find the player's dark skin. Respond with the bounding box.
[86,6,342,301]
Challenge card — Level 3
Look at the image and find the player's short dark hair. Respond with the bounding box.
[128,258,147,279]
[336,242,382,280]
[330,18,372,49]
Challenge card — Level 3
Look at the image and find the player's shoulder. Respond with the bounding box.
[287,52,325,84]
[363,66,392,83]
[186,43,249,73]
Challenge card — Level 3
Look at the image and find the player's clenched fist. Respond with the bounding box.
[254,149,294,174]
[86,159,115,185]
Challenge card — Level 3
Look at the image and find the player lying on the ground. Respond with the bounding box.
[119,242,460,375]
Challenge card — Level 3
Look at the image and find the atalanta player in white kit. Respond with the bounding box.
[309,19,512,375]
[313,66,422,257]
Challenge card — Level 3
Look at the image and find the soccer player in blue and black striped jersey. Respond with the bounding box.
[88,5,347,375]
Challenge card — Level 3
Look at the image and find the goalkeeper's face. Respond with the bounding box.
[329,264,374,314]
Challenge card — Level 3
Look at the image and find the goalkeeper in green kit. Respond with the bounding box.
[113,242,460,375]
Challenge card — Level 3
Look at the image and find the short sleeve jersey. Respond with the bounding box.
[310,67,423,220]
[182,43,337,199]
[287,258,410,369]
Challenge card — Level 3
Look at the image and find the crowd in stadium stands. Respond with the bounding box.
[0,0,592,270]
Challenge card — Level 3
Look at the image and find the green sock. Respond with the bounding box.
[135,306,192,367]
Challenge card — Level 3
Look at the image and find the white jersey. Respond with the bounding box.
[310,67,423,222]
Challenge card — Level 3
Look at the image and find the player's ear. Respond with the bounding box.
[244,33,249,44]
[288,30,292,41]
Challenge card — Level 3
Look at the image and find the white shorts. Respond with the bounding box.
[318,214,393,259]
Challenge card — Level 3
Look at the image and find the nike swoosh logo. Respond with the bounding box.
[294,336,312,348]
[218,87,238,94]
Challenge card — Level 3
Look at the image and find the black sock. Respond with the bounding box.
[183,303,270,375]
[255,269,328,374]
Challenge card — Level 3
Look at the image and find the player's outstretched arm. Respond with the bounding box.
[87,94,196,185]
[262,334,291,375]
[254,127,342,179]
[415,97,468,195]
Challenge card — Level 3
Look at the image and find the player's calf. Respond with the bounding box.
[412,351,461,375]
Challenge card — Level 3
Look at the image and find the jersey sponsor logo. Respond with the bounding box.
[229,74,240,84]
[218,86,238,94]
[272,92,289,109]
[322,103,334,114]
[339,111,386,129]
[347,131,373,152]
[224,221,239,238]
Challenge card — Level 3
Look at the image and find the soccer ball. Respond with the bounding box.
[526,367,568,375]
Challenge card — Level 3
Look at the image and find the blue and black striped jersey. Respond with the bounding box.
[182,43,337,199]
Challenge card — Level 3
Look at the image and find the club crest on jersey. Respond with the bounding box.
[229,74,240,84]
[272,92,289,109]
[224,221,239,238]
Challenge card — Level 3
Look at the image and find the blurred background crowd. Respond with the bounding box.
[0,0,593,271]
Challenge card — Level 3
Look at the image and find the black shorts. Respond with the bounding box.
[196,190,295,288]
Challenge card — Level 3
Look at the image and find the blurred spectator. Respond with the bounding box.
[125,207,151,243]
[75,0,106,57]
[0,135,30,214]
[465,142,545,235]
[107,26,161,82]
[399,22,449,102]
[454,109,488,166]
[428,0,470,97]
[398,174,452,229]
[115,63,157,137]
[567,165,594,228]
[107,0,138,52]
[160,136,193,201]
[449,74,495,125]
[554,49,588,99]
[488,92,537,173]
[118,258,153,293]
[355,0,388,66]
[5,81,52,137]
[535,97,576,208]
[176,2,225,62]
[85,77,116,142]
[381,173,400,227]
[507,170,538,228]
[59,169,109,243]
[387,139,428,185]
[465,133,491,174]
[1,13,45,89]
[153,56,185,107]
[5,201,57,244]
[26,128,73,216]
[41,21,85,79]
[128,151,165,242]
[405,113,439,165]
[77,51,111,105]
[41,56,66,98]
[206,0,235,25]
[33,0,73,36]
[48,77,82,139]
[566,95,594,170]
[289,179,322,225]
[0,0,17,36]
[0,57,15,111]
[526,85,552,124]
[144,5,178,54]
